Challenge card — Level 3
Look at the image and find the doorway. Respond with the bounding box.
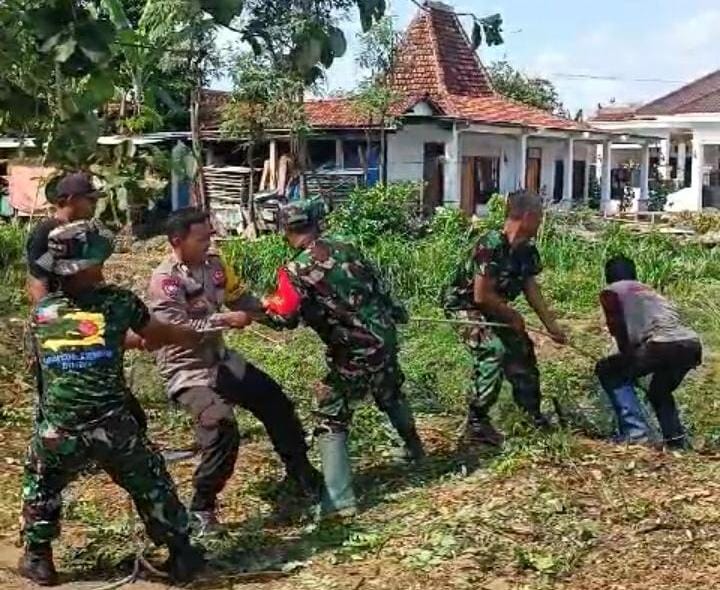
[526,147,542,194]
[553,160,564,202]
[422,143,444,212]
[573,161,586,201]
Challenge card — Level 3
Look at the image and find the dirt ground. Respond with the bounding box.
[1,245,720,590]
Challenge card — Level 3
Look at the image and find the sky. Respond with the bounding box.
[213,0,720,115]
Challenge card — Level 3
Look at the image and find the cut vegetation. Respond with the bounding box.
[1,188,719,589]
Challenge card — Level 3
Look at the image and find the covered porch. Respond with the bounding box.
[387,119,649,216]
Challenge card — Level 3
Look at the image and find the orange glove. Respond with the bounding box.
[264,267,302,316]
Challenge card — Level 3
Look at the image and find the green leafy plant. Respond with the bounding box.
[90,139,171,229]
[327,182,423,244]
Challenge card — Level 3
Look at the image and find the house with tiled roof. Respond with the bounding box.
[591,70,720,211]
[202,1,645,216]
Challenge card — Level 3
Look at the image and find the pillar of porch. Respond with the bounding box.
[637,142,650,212]
[335,138,344,169]
[517,133,528,190]
[676,141,687,186]
[583,145,592,204]
[444,124,461,205]
[658,135,671,180]
[601,139,612,214]
[562,137,574,203]
[691,136,704,211]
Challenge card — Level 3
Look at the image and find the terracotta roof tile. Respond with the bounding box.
[201,2,591,134]
[304,98,374,128]
[636,70,720,115]
[590,105,639,122]
[391,3,493,98]
[387,2,587,131]
[448,94,591,131]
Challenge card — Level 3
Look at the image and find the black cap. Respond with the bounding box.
[55,172,102,200]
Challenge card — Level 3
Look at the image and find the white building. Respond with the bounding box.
[591,71,720,212]
[201,1,643,216]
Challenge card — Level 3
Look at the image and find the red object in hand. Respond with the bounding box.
[264,267,302,316]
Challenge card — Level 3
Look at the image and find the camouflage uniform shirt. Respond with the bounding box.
[443,229,542,315]
[278,236,407,376]
[32,286,150,430]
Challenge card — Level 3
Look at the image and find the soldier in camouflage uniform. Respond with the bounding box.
[20,221,205,586]
[262,199,425,517]
[442,191,567,446]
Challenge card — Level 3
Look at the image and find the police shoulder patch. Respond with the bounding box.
[161,276,182,298]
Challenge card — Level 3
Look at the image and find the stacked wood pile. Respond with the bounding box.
[306,170,364,209]
[203,165,257,204]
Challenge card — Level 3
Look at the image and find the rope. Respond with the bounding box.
[409,316,596,361]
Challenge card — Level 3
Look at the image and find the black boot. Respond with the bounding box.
[18,544,58,586]
[165,538,205,585]
[463,409,504,447]
[284,456,323,500]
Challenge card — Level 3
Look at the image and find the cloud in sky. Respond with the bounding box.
[212,1,720,115]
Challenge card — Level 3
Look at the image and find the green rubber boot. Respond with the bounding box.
[383,398,426,463]
[317,431,357,518]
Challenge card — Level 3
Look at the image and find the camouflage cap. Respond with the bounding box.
[35,220,115,276]
[279,199,327,230]
[46,172,103,204]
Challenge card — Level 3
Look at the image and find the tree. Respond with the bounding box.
[353,16,400,184]
[489,60,565,115]
[352,11,505,185]
[220,52,307,230]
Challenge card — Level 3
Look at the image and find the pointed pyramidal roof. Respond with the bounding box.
[385,1,588,131]
[391,1,494,99]
[200,1,591,133]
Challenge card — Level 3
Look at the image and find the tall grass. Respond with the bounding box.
[539,220,720,313]
[0,222,28,314]
[221,193,720,316]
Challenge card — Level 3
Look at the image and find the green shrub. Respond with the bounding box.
[221,233,293,294]
[0,222,28,314]
[0,222,26,268]
[327,182,423,245]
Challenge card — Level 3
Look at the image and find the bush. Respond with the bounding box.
[327,182,423,245]
[0,222,26,268]
[648,180,673,212]
[221,232,293,294]
[674,211,720,235]
[221,184,720,310]
[0,222,28,314]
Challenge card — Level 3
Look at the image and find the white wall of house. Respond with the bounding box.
[461,133,518,195]
[594,116,720,211]
[387,121,597,210]
[386,123,452,185]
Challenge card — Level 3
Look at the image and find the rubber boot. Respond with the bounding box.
[606,382,651,443]
[383,399,426,463]
[18,544,58,586]
[165,538,206,585]
[317,431,357,517]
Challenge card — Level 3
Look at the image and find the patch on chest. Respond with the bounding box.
[212,268,226,288]
[39,311,107,352]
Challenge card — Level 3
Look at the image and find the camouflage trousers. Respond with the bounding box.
[465,324,542,419]
[21,410,189,548]
[315,349,405,431]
